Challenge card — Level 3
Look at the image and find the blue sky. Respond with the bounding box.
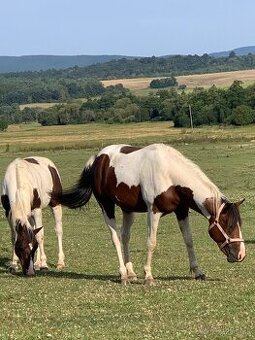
[1,0,254,56]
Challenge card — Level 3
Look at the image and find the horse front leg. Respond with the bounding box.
[176,215,205,280]
[51,204,65,269]
[144,211,161,285]
[121,211,137,281]
[9,224,19,273]
[33,208,48,271]
[103,210,128,285]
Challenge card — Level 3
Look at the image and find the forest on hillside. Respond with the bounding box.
[0,51,255,129]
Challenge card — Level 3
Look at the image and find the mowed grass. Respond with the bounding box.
[0,122,255,339]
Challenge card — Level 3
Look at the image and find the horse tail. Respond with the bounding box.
[52,155,96,209]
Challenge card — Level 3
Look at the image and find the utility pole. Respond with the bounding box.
[189,104,193,130]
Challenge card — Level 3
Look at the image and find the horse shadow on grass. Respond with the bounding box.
[36,271,222,283]
[0,256,10,273]
[0,256,221,283]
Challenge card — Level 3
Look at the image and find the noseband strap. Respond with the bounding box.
[209,202,244,249]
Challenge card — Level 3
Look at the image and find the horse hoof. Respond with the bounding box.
[56,264,65,270]
[195,273,206,280]
[40,267,49,273]
[144,278,155,286]
[128,275,138,282]
[9,267,17,275]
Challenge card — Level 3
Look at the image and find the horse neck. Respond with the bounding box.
[199,195,224,219]
[190,181,223,219]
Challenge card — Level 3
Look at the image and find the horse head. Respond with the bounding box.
[15,219,42,276]
[208,199,245,262]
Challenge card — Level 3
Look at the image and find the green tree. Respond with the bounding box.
[229,105,255,125]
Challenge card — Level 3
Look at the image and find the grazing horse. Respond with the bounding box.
[1,157,65,276]
[53,144,245,284]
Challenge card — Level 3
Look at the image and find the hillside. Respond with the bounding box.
[0,46,255,73]
[0,54,135,73]
[210,46,255,57]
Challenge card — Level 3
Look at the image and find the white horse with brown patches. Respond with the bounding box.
[53,143,245,284]
[1,157,65,276]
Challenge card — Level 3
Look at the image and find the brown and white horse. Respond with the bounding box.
[53,144,245,284]
[1,157,65,276]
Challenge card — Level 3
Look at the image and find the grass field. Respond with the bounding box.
[0,122,255,339]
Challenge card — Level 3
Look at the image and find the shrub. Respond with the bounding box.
[0,120,8,131]
[229,105,255,125]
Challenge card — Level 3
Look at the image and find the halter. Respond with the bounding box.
[209,202,244,249]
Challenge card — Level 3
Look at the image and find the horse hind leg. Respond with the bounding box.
[144,211,161,285]
[176,215,205,280]
[102,209,128,285]
[51,204,65,269]
[121,211,137,282]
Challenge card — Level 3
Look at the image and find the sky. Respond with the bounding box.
[1,0,254,57]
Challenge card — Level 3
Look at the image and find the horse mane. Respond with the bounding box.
[224,202,241,229]
[162,144,222,199]
[10,161,32,227]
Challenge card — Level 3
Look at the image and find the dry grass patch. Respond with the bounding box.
[19,102,57,110]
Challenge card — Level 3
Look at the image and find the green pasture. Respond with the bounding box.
[0,122,255,339]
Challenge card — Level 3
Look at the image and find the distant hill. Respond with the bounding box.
[0,54,136,73]
[210,46,255,57]
[0,46,254,74]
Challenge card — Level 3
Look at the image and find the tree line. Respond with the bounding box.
[1,80,254,129]
[2,51,255,82]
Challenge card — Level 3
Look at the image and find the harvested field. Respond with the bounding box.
[102,69,255,90]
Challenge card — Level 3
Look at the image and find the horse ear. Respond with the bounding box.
[28,216,36,228]
[235,199,245,208]
[15,219,23,232]
[33,226,43,236]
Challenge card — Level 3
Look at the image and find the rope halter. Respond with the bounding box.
[208,202,244,250]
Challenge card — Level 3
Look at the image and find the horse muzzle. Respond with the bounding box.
[225,242,246,263]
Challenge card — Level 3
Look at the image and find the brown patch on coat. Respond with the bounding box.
[120,146,141,154]
[31,188,41,209]
[152,186,180,215]
[153,185,202,220]
[1,194,10,217]
[92,154,147,218]
[48,166,62,207]
[24,158,39,164]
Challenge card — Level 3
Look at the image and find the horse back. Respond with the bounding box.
[2,157,62,210]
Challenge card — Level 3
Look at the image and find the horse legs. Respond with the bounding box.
[51,204,65,269]
[176,216,205,280]
[121,211,137,281]
[33,208,48,270]
[102,210,128,284]
[9,224,19,273]
[144,211,161,285]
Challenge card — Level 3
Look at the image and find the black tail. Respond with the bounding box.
[52,165,93,209]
